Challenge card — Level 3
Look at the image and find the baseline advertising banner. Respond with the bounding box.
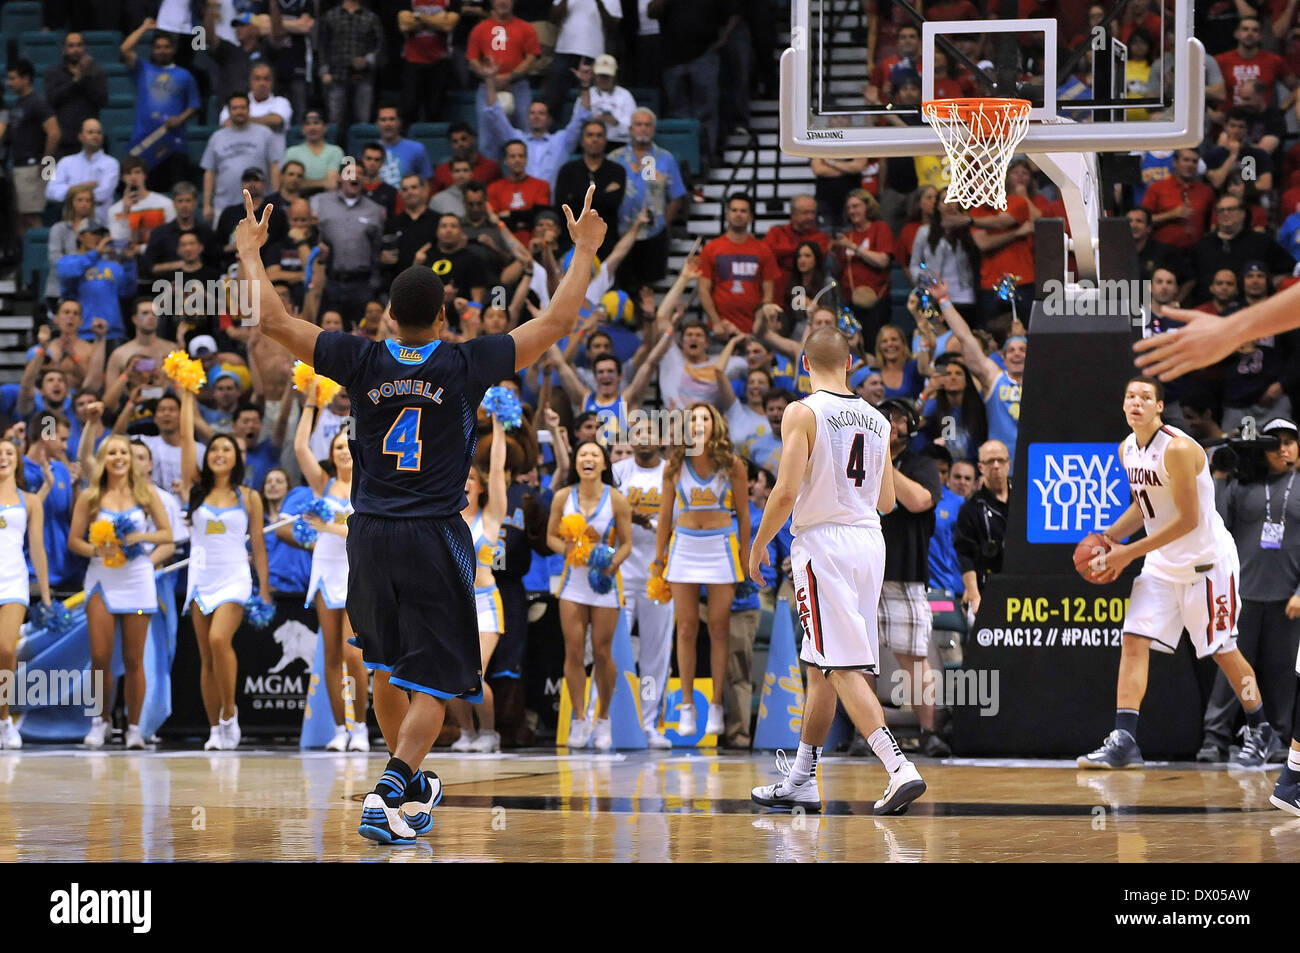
[162,594,319,739]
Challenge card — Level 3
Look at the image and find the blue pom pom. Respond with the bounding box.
[112,514,144,560]
[587,566,614,594]
[996,273,1019,302]
[837,307,861,336]
[735,580,758,600]
[33,601,75,634]
[482,386,523,432]
[245,598,276,629]
[587,544,615,574]
[292,517,318,547]
[307,498,335,523]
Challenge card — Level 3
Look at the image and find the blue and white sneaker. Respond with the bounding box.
[400,771,444,836]
[1270,774,1300,818]
[1077,730,1143,770]
[358,793,417,846]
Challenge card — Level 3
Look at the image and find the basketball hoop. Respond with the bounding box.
[922,98,1032,211]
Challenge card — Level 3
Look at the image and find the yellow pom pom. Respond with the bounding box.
[646,574,672,604]
[103,551,127,569]
[163,350,206,394]
[566,534,592,568]
[88,519,118,547]
[559,513,587,542]
[293,361,342,406]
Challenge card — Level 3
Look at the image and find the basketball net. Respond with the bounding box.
[922,98,1032,210]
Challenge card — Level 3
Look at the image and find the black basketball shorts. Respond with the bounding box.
[347,513,484,702]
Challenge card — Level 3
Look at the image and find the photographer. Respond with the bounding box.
[954,439,1010,617]
[1200,417,1300,762]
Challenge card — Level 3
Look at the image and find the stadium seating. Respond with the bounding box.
[345,123,382,162]
[20,228,50,302]
[410,122,451,167]
[654,118,701,178]
[2,2,43,35]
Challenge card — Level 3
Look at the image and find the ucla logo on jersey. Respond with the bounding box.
[689,488,719,509]
[398,347,425,362]
[627,486,660,516]
[206,520,226,535]
[333,510,348,524]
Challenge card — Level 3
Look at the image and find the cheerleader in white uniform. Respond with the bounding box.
[450,414,509,754]
[179,390,271,751]
[653,403,750,738]
[546,440,633,750]
[68,435,172,749]
[295,380,367,752]
[0,438,53,749]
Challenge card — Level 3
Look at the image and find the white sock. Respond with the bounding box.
[789,742,820,785]
[868,726,907,773]
[1289,748,1300,772]
[335,723,347,733]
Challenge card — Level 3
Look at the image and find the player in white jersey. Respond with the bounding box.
[611,418,675,748]
[1078,378,1277,769]
[748,327,926,815]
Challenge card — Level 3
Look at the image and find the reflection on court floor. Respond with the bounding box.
[0,749,1295,862]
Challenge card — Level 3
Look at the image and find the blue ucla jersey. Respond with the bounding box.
[985,370,1021,473]
[313,333,517,518]
[928,487,965,596]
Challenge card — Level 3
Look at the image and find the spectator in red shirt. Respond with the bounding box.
[970,193,1037,325]
[486,139,550,244]
[868,22,921,102]
[1141,148,1216,250]
[1195,267,1244,316]
[1216,16,1296,108]
[698,192,781,337]
[833,188,894,339]
[762,194,830,300]
[432,121,502,193]
[466,0,541,130]
[398,1,460,125]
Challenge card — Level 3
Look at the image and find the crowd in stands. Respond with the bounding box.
[0,0,1293,757]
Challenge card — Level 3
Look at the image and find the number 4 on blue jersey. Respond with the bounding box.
[383,407,423,470]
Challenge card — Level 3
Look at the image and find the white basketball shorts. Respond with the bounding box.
[791,523,885,672]
[1123,557,1240,659]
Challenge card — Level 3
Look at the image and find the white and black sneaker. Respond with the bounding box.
[874,762,926,815]
[751,750,822,812]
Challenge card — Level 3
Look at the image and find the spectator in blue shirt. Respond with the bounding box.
[479,69,593,191]
[608,108,688,285]
[725,462,781,747]
[745,388,792,476]
[376,104,434,188]
[22,409,84,597]
[233,403,282,490]
[265,469,313,597]
[120,19,201,193]
[926,448,973,599]
[199,371,245,431]
[56,224,138,343]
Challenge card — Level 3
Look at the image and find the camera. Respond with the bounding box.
[1209,433,1281,484]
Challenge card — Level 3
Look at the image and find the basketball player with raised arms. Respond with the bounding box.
[235,185,606,845]
[1078,377,1277,769]
[748,326,926,815]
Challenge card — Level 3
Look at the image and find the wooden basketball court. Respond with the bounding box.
[1,749,1295,862]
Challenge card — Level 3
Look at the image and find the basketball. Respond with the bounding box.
[1072,533,1111,584]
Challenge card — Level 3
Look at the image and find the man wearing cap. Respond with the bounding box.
[1200,417,1300,763]
[219,62,294,158]
[57,223,137,343]
[543,0,620,118]
[1189,192,1292,304]
[283,111,345,194]
[207,8,279,105]
[215,167,289,266]
[46,118,120,225]
[202,92,280,223]
[586,54,636,146]
[479,67,592,192]
[200,369,246,430]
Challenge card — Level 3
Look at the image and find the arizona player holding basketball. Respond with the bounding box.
[748,327,926,815]
[235,185,606,845]
[1078,378,1278,769]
